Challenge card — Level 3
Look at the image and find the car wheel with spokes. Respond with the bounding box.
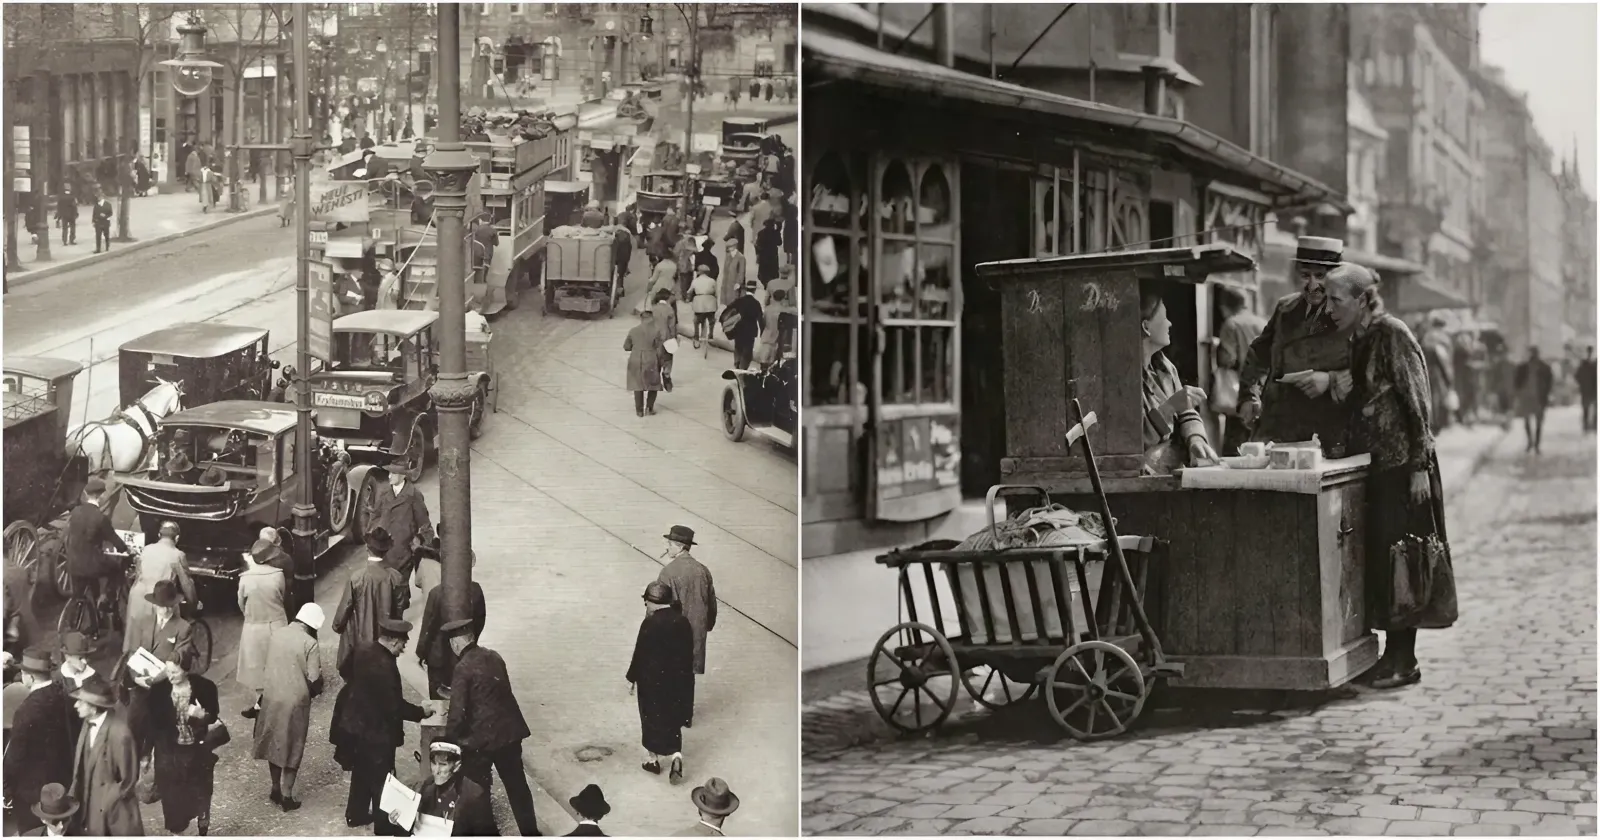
[721,386,747,442]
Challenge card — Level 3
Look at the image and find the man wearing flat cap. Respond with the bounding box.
[383,740,497,837]
[21,783,78,837]
[332,615,433,831]
[628,581,694,784]
[442,617,539,836]
[333,528,409,677]
[1239,236,1357,452]
[657,526,717,726]
[4,646,76,834]
[672,777,739,837]
[67,675,143,836]
[565,784,610,836]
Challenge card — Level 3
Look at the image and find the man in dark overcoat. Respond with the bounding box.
[67,676,142,836]
[1239,236,1355,451]
[333,528,408,677]
[657,526,717,726]
[627,581,694,784]
[331,617,431,832]
[416,552,486,700]
[62,477,128,618]
[374,469,435,589]
[4,647,78,834]
[442,620,539,836]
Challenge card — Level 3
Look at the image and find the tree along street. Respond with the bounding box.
[801,407,1596,837]
[5,204,799,835]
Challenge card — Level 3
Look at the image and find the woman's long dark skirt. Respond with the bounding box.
[155,739,217,831]
[638,687,684,755]
[1364,453,1457,632]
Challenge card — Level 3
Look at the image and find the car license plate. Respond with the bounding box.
[313,391,369,410]
[703,196,722,207]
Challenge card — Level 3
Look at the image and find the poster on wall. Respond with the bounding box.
[873,414,962,503]
[307,261,336,363]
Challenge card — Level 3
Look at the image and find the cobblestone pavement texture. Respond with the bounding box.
[4,195,799,834]
[800,406,1597,836]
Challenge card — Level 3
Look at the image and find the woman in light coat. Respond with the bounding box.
[252,604,324,812]
[624,309,668,417]
[236,551,287,717]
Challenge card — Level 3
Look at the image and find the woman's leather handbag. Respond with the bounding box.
[1389,533,1459,629]
[205,721,232,751]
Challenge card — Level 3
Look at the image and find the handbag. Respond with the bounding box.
[719,306,743,335]
[663,337,679,356]
[205,720,232,751]
[1211,368,1241,414]
[135,754,162,804]
[1388,533,1459,629]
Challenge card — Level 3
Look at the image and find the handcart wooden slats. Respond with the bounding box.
[866,400,1184,741]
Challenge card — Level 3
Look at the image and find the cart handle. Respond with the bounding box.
[1065,411,1098,448]
[984,484,1051,544]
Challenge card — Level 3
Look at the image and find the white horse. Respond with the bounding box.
[66,379,186,475]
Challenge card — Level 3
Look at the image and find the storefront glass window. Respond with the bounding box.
[805,150,869,409]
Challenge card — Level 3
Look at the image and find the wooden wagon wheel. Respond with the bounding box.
[867,621,959,734]
[962,665,1039,710]
[1044,640,1147,741]
[4,521,38,569]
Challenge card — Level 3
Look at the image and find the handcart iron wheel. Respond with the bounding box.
[4,521,38,568]
[867,621,960,734]
[961,665,1039,710]
[1044,640,1147,741]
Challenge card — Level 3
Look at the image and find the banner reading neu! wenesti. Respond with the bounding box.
[309,181,370,223]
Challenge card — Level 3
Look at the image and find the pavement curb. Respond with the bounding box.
[393,652,580,835]
[6,205,277,289]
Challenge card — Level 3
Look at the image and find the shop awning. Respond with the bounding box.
[804,29,1351,213]
[1387,273,1473,314]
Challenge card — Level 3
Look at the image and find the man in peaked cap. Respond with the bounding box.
[331,615,433,830]
[657,525,717,727]
[384,740,497,837]
[442,616,539,836]
[4,646,77,834]
[1239,236,1358,451]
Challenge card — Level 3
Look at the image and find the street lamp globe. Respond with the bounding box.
[375,37,388,54]
[160,19,224,97]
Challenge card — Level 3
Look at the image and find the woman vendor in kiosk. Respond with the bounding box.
[1139,281,1221,474]
[1324,263,1458,691]
[1238,236,1355,454]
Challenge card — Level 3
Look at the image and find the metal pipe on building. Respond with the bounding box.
[932,4,955,68]
[423,2,479,624]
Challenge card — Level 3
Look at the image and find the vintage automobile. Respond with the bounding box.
[719,132,766,166]
[636,171,705,233]
[117,401,352,589]
[118,324,278,410]
[544,230,620,318]
[545,180,591,230]
[720,311,798,449]
[721,117,770,147]
[3,356,89,596]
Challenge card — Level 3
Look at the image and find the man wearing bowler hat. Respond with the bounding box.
[1239,235,1358,451]
[4,646,77,834]
[333,528,409,677]
[21,783,78,837]
[67,675,142,836]
[565,784,611,836]
[331,616,433,832]
[673,777,739,836]
[442,617,540,836]
[55,632,98,691]
[657,526,717,727]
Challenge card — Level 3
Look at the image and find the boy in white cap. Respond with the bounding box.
[252,602,325,812]
[385,740,497,836]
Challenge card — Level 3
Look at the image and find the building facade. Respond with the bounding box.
[1558,155,1597,347]
[801,3,1347,672]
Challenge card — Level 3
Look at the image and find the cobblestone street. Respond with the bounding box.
[801,407,1597,836]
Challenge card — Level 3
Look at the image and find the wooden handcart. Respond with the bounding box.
[867,400,1184,741]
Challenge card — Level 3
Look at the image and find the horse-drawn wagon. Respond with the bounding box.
[3,357,89,596]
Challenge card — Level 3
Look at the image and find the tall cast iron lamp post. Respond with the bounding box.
[423,3,478,624]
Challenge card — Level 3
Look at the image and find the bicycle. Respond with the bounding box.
[57,548,135,641]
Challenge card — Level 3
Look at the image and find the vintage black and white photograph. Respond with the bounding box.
[2,1,799,835]
[801,3,1597,837]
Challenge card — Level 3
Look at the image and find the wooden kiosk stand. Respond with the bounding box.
[975,245,1378,692]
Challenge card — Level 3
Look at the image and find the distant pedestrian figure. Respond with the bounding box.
[144,649,219,835]
[441,619,540,836]
[656,526,717,727]
[332,528,408,677]
[689,266,719,348]
[1577,345,1596,432]
[625,309,668,417]
[566,785,611,836]
[1515,346,1554,453]
[763,80,773,102]
[374,469,435,589]
[249,527,297,615]
[629,581,694,785]
[719,237,745,310]
[184,147,202,192]
[236,548,288,718]
[613,225,634,292]
[55,188,78,246]
[252,603,324,813]
[91,191,113,253]
[331,617,430,831]
[723,282,764,371]
[672,777,739,837]
[748,79,759,100]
